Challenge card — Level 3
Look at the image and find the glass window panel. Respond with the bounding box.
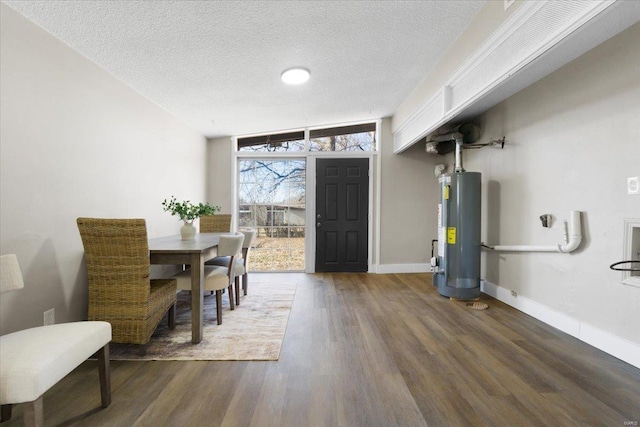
[237,158,306,272]
[238,131,305,152]
[309,123,376,152]
[269,227,289,241]
[238,140,305,152]
[270,210,284,226]
[240,124,376,153]
[270,250,288,271]
[250,248,275,271]
[286,207,305,226]
[288,249,305,271]
[238,160,258,182]
[255,206,272,227]
[238,210,254,228]
[250,229,306,271]
[309,131,376,152]
[290,227,305,238]
[238,183,255,205]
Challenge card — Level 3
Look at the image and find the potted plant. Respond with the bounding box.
[162,196,221,240]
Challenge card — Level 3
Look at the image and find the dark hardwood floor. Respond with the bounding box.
[4,273,639,426]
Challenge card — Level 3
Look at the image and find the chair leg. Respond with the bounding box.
[215,290,223,325]
[1,404,12,422]
[97,343,111,408]
[234,276,241,307]
[243,273,248,295]
[22,396,43,427]
[168,303,176,330]
[228,284,235,310]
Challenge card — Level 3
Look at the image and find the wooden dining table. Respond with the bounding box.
[148,232,223,344]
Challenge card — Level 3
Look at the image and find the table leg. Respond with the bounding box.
[190,254,204,343]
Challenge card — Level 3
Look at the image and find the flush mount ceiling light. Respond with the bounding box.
[281,67,310,85]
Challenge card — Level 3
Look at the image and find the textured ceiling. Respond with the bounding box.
[3,1,486,138]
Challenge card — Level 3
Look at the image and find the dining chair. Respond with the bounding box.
[0,254,112,427]
[76,218,177,356]
[199,214,232,232]
[207,229,257,304]
[172,233,244,325]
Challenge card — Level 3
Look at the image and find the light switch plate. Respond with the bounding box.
[628,177,639,195]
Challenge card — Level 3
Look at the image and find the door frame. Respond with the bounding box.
[305,152,377,273]
[231,119,381,273]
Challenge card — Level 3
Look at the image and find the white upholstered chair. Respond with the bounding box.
[0,254,112,427]
[207,229,257,305]
[172,233,244,324]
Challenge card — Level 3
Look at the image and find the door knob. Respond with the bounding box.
[317,222,322,228]
[317,214,322,219]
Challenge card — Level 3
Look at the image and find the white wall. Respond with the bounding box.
[0,4,207,334]
[378,117,440,270]
[206,137,234,214]
[381,0,523,271]
[392,0,522,135]
[464,22,640,352]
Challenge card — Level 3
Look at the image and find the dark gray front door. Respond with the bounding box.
[315,158,369,272]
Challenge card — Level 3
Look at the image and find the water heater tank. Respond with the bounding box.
[433,171,481,299]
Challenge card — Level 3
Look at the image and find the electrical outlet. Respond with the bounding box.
[628,176,639,195]
[44,308,55,325]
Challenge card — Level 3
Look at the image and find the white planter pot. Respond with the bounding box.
[180,221,196,240]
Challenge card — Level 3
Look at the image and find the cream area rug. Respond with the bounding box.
[109,280,297,361]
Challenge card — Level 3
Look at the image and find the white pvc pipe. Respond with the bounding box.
[491,245,558,252]
[558,210,582,253]
[489,211,582,253]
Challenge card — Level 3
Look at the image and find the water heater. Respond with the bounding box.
[432,133,482,299]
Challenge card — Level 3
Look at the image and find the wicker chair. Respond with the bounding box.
[199,214,232,232]
[76,218,177,355]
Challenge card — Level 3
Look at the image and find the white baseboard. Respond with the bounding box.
[376,263,432,274]
[579,323,640,370]
[481,280,640,369]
